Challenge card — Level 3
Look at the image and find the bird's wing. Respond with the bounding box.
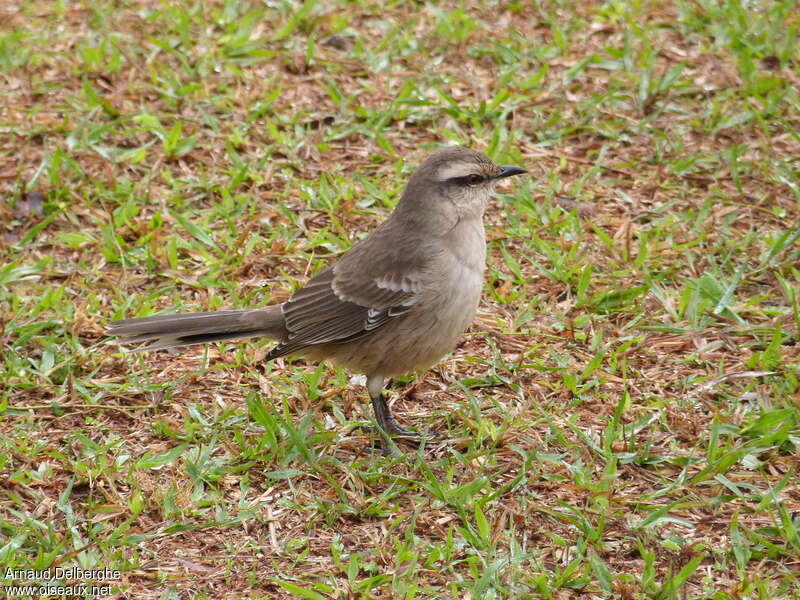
[266,226,439,359]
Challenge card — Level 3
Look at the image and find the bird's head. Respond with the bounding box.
[400,146,527,222]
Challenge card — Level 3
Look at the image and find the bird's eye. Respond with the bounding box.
[465,174,483,186]
[447,173,486,186]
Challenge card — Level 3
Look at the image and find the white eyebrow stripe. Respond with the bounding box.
[436,162,477,181]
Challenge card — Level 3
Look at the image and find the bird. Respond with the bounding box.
[108,146,527,453]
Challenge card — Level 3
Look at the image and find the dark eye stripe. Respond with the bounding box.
[448,174,486,186]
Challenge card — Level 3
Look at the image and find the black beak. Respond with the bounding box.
[495,165,528,180]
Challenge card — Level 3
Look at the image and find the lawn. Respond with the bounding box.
[1,0,799,598]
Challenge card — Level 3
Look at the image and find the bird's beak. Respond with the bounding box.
[494,165,528,180]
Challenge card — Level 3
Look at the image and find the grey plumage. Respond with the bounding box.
[109,308,286,350]
[108,146,527,453]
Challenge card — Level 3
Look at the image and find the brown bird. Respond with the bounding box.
[109,146,527,452]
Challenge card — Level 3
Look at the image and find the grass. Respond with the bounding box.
[1,0,799,598]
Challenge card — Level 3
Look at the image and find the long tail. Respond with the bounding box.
[108,307,287,351]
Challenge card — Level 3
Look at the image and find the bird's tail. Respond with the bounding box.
[107,307,286,351]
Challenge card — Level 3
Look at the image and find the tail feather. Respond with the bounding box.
[108,307,286,351]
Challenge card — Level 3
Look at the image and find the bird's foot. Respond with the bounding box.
[380,415,432,439]
[356,422,436,455]
[364,392,438,455]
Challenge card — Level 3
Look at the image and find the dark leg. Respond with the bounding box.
[371,391,423,438]
[365,375,432,455]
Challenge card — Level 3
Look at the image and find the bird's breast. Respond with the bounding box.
[315,217,488,378]
[442,217,487,272]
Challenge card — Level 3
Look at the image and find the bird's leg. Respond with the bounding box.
[365,375,431,455]
[371,391,422,438]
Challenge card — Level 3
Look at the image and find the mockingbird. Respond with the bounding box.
[109,146,527,452]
